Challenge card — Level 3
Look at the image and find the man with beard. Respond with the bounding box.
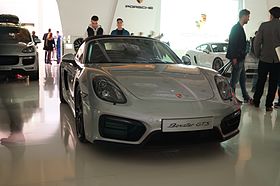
[226,9,252,104]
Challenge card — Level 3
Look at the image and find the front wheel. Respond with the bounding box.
[212,58,224,71]
[74,86,87,143]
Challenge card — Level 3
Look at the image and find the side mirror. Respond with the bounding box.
[62,53,75,63]
[182,55,191,65]
[34,38,41,44]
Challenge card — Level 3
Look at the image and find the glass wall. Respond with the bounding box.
[160,0,239,56]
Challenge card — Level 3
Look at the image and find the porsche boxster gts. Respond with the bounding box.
[59,36,241,145]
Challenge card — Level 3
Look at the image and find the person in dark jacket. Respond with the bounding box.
[43,28,51,63]
[252,6,280,111]
[31,31,39,45]
[45,32,55,64]
[86,15,103,37]
[226,9,252,104]
[111,18,130,36]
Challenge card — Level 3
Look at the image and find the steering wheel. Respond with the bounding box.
[73,38,84,53]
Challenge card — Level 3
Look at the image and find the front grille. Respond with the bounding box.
[99,115,146,141]
[0,56,19,65]
[143,128,221,146]
[22,57,35,65]
[220,109,241,135]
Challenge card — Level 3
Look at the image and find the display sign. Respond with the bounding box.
[110,0,161,36]
[162,117,213,132]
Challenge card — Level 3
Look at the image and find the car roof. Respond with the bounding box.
[0,14,19,24]
[84,35,158,43]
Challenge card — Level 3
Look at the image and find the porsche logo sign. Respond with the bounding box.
[125,0,153,10]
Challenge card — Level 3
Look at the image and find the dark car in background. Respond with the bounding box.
[0,14,40,80]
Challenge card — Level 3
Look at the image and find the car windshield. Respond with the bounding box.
[86,38,181,64]
[0,27,31,43]
[211,43,228,52]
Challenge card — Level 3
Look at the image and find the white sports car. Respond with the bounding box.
[59,36,241,145]
[183,42,257,75]
[183,42,228,71]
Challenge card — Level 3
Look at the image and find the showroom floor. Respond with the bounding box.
[0,60,280,186]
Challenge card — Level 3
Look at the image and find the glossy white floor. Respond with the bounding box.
[0,61,280,186]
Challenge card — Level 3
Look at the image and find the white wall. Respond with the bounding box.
[110,0,161,36]
[0,0,39,32]
[56,0,161,40]
[160,0,240,57]
[0,0,62,38]
[243,0,279,37]
[266,0,279,9]
[56,0,118,39]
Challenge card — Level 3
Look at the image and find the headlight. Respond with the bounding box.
[215,75,233,100]
[93,76,127,104]
[22,46,35,53]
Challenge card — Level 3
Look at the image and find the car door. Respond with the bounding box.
[196,44,212,68]
[64,43,85,98]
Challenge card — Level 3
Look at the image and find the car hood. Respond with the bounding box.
[91,64,214,101]
[0,42,34,55]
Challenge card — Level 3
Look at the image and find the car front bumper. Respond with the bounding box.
[0,54,39,76]
[82,97,241,145]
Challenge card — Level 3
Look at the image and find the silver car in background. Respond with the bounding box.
[59,36,241,145]
[0,20,40,80]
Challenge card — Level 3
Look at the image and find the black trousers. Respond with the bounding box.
[253,61,280,107]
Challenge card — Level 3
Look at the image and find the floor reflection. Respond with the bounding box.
[0,78,39,145]
[0,61,280,186]
[59,102,237,186]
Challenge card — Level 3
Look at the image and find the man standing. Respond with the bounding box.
[252,6,280,111]
[43,28,51,63]
[31,31,39,45]
[226,9,252,104]
[111,18,130,36]
[86,15,103,37]
[56,31,62,64]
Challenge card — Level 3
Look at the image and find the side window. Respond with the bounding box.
[200,44,210,52]
[211,44,218,52]
[206,44,211,52]
[87,42,108,63]
[154,42,177,63]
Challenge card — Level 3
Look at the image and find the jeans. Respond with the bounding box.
[251,68,258,90]
[253,61,280,107]
[230,59,250,100]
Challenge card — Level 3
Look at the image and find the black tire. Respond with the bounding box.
[59,69,67,103]
[212,58,223,71]
[75,86,87,143]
